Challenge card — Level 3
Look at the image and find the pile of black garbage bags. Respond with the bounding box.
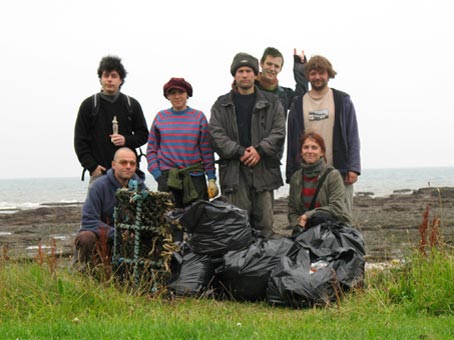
[167,198,366,308]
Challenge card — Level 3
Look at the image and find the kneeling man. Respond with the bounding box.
[73,147,146,269]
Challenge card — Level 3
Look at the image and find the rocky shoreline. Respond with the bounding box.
[1,187,453,261]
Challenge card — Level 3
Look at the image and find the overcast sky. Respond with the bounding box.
[1,0,453,179]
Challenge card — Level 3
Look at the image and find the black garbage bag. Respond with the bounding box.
[166,251,217,297]
[179,200,254,256]
[267,221,366,308]
[215,237,295,301]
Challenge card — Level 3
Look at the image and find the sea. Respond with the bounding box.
[0,167,453,213]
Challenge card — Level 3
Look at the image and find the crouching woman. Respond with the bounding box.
[288,132,352,230]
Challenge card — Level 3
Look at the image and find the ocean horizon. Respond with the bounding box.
[1,166,453,212]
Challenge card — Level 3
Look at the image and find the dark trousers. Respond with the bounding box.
[224,166,275,238]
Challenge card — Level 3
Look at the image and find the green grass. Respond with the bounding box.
[1,249,454,340]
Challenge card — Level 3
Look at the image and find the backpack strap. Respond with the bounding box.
[92,93,101,116]
[309,167,334,210]
[124,94,133,115]
[137,147,146,164]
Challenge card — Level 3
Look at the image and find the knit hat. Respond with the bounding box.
[163,77,193,98]
[230,53,259,76]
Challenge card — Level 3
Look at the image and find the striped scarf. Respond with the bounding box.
[300,158,325,210]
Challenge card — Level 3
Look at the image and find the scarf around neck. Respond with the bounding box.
[301,158,326,178]
[257,73,278,91]
[100,91,121,103]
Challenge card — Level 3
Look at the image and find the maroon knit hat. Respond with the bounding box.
[163,77,193,98]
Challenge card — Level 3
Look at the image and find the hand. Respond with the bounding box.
[294,48,306,63]
[92,165,106,176]
[298,214,308,228]
[344,171,358,185]
[110,134,126,146]
[207,179,219,199]
[240,146,261,168]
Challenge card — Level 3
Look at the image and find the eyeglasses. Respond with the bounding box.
[118,160,136,166]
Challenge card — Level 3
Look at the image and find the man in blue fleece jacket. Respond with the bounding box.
[74,147,146,269]
[286,55,360,213]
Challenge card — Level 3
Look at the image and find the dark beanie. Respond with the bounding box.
[163,77,193,98]
[230,53,259,76]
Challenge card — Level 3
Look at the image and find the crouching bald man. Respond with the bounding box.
[73,147,146,270]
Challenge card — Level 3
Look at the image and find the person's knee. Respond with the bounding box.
[74,231,97,263]
[75,230,97,248]
[255,191,275,235]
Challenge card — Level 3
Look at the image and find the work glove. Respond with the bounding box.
[207,179,219,199]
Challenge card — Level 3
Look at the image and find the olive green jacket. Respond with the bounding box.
[288,166,353,227]
[209,87,285,193]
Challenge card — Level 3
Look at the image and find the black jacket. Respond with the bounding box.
[74,93,148,173]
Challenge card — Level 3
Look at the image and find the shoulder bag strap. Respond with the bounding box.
[309,167,334,210]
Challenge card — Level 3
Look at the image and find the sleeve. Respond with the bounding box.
[254,100,286,159]
[293,54,308,97]
[287,172,303,227]
[124,98,149,149]
[80,184,114,238]
[146,114,162,180]
[345,97,361,175]
[74,97,98,173]
[285,97,303,183]
[209,100,245,160]
[199,112,216,180]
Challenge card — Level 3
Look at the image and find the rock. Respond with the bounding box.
[393,189,413,195]
[355,191,375,198]
[1,188,454,263]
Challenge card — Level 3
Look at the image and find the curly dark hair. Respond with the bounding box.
[305,55,337,79]
[260,47,284,67]
[97,55,127,86]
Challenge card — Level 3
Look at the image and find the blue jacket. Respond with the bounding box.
[79,168,146,239]
[286,88,361,183]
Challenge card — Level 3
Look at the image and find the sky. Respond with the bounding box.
[1,0,453,179]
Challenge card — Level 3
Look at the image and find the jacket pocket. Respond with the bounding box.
[219,161,238,193]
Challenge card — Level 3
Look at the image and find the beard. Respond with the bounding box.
[310,79,328,92]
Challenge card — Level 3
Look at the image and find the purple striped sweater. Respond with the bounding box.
[146,107,216,180]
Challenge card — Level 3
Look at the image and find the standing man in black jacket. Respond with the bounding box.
[74,56,148,186]
[209,52,286,239]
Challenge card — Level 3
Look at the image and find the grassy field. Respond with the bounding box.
[1,248,454,340]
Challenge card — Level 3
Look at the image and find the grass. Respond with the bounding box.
[1,199,452,340]
[1,247,454,340]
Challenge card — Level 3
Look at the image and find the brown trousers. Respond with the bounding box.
[73,230,112,269]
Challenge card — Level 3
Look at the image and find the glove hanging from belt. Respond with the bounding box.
[167,162,205,205]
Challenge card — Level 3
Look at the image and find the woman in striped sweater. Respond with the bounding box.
[288,132,352,229]
[146,77,218,209]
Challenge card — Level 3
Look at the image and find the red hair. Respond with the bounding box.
[300,132,326,161]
